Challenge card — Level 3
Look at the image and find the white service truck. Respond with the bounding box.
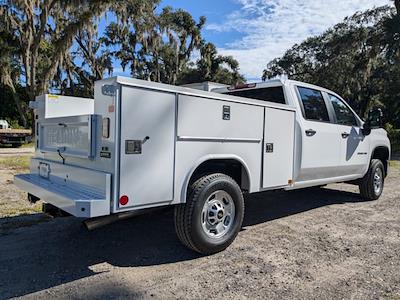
[14,76,390,254]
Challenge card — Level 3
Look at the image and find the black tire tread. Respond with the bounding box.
[359,159,384,200]
[174,173,244,254]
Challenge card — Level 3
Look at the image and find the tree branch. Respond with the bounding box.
[41,1,112,93]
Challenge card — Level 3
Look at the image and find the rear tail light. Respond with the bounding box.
[119,195,129,206]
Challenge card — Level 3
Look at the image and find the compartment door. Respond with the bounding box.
[119,87,176,208]
[263,108,295,188]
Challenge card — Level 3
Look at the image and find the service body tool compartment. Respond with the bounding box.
[262,107,295,188]
[175,94,264,196]
[117,86,176,209]
[33,94,94,119]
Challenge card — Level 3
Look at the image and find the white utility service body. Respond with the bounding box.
[14,76,390,254]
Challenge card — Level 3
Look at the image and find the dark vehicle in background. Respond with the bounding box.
[0,120,32,147]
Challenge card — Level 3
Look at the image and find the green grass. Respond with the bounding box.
[0,202,42,217]
[389,160,400,169]
[20,142,35,148]
[0,155,31,170]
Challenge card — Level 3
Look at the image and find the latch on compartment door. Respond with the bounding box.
[125,136,150,154]
[265,143,274,153]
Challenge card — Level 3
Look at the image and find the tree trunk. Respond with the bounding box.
[395,0,400,15]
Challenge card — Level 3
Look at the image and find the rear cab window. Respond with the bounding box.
[297,87,330,122]
[224,86,286,104]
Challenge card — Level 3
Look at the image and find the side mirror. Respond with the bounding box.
[362,108,383,136]
[362,122,371,136]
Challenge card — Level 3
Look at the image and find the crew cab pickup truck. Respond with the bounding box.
[0,120,32,147]
[14,77,391,254]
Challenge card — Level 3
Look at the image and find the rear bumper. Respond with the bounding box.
[14,159,111,218]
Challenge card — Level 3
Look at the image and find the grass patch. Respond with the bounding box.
[0,155,31,170]
[21,142,35,148]
[389,160,400,169]
[0,202,42,217]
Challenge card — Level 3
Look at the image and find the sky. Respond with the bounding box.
[105,0,392,81]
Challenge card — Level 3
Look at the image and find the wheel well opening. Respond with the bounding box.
[189,159,250,192]
[372,146,389,176]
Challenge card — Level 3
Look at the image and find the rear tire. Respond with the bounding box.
[359,159,385,200]
[174,173,244,255]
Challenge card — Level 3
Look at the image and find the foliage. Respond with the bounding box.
[101,5,243,86]
[0,0,243,127]
[262,5,400,128]
[177,42,245,85]
[0,155,31,169]
[102,5,204,84]
[0,84,31,126]
[385,124,400,153]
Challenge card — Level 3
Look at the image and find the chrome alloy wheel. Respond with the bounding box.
[373,168,383,195]
[201,190,236,238]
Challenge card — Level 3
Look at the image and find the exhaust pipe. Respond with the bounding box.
[83,207,162,231]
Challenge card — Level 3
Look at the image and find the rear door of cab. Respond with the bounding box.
[294,85,341,182]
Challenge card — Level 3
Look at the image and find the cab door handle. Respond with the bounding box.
[305,129,316,136]
[341,132,350,138]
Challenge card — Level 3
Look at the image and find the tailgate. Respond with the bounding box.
[14,158,111,218]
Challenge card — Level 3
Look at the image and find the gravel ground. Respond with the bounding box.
[0,162,399,299]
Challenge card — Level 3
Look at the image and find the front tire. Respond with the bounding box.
[359,159,385,200]
[174,173,244,255]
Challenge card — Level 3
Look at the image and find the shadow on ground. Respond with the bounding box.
[0,186,368,299]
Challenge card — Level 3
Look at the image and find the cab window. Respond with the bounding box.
[328,94,358,126]
[225,86,286,104]
[297,87,330,122]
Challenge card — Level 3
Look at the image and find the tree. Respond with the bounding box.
[158,7,205,84]
[0,16,28,126]
[53,27,114,98]
[0,0,247,127]
[0,0,148,126]
[102,5,206,85]
[262,5,400,127]
[178,42,245,85]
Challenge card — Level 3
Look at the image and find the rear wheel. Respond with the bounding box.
[359,159,385,200]
[174,173,244,255]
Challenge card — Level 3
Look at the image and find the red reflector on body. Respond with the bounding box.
[119,195,129,206]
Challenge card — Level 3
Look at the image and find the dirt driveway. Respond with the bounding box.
[0,162,399,299]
